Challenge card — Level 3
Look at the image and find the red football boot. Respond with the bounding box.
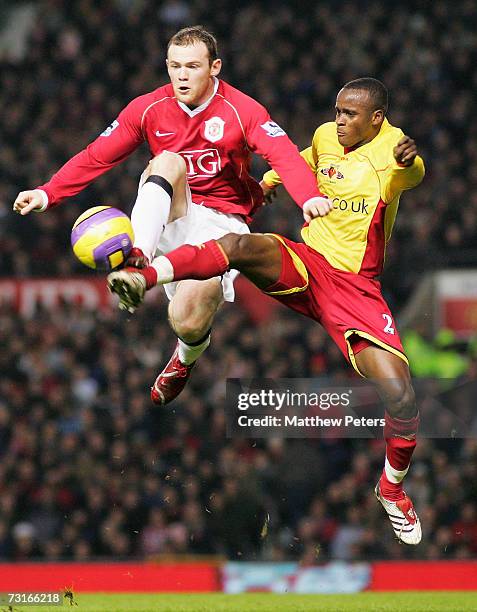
[151,344,195,405]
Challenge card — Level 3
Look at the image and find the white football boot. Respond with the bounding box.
[107,269,147,313]
[375,482,422,545]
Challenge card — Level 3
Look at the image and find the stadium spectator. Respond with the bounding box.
[1,301,476,561]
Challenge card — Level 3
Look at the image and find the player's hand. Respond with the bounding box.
[13,190,46,215]
[394,136,417,167]
[124,247,149,269]
[302,196,333,222]
[259,180,277,205]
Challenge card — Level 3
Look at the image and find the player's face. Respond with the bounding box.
[335,89,383,148]
[167,42,222,107]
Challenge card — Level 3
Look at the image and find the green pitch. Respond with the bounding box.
[30,592,477,612]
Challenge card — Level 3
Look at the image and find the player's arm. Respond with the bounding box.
[383,135,425,202]
[245,107,329,218]
[261,126,319,210]
[13,97,146,215]
[262,145,316,191]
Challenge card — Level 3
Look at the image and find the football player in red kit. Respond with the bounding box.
[13,26,332,405]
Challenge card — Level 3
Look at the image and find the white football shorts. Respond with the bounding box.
[155,187,249,302]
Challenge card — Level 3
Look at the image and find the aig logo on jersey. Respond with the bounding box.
[204,117,225,143]
[179,148,222,178]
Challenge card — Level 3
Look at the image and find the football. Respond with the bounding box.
[71,206,134,271]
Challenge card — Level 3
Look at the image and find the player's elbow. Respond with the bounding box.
[411,157,426,186]
[418,160,425,183]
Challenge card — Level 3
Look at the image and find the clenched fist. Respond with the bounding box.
[302,196,333,223]
[394,136,418,167]
[13,190,47,215]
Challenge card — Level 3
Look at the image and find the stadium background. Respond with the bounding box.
[1,0,477,598]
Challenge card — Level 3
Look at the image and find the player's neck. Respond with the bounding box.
[345,130,380,152]
[190,78,217,109]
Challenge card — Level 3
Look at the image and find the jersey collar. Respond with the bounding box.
[176,77,219,117]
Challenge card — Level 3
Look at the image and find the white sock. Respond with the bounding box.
[151,256,174,284]
[130,181,171,261]
[177,334,211,365]
[384,456,409,483]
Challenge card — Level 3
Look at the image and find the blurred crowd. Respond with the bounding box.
[1,0,477,308]
[1,299,477,562]
[1,0,477,562]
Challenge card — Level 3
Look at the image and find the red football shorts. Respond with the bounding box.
[264,235,408,375]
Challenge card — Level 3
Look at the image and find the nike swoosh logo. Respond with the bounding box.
[155,130,175,137]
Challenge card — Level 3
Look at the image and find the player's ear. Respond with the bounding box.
[372,109,384,126]
[210,58,222,77]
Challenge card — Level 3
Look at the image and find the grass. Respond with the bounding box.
[16,591,477,612]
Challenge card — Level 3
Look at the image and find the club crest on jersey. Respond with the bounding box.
[260,121,286,137]
[204,117,225,143]
[320,166,344,179]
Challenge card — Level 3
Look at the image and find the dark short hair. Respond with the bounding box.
[167,26,218,64]
[342,77,388,114]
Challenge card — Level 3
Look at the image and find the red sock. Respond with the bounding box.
[166,240,229,281]
[126,241,229,290]
[139,266,158,289]
[122,265,158,289]
[379,411,419,501]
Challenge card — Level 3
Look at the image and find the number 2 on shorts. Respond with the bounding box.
[382,313,395,335]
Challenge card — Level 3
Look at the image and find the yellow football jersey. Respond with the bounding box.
[263,119,425,277]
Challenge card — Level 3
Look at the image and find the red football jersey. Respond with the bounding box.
[37,79,321,221]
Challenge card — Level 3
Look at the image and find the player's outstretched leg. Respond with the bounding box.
[108,233,283,309]
[355,346,421,544]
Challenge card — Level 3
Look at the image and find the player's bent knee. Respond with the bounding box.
[150,151,186,182]
[168,291,220,341]
[169,307,216,341]
[172,320,211,343]
[384,380,417,420]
